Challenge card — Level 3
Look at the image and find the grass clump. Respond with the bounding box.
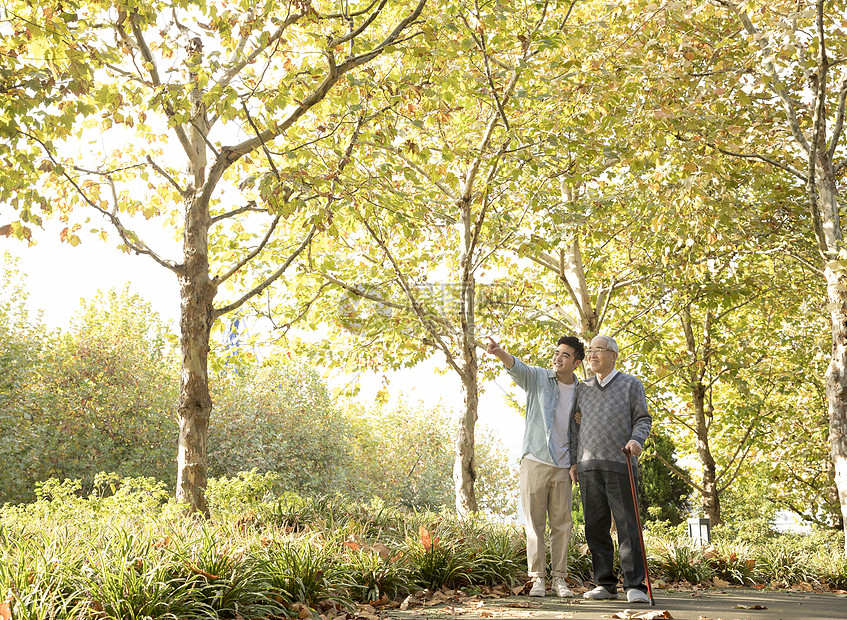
[5,473,847,619]
[0,475,529,618]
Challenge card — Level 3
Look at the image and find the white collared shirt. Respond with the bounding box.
[597,367,619,387]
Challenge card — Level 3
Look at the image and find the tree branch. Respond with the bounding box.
[210,202,267,224]
[126,12,193,160]
[360,217,463,375]
[654,451,703,495]
[214,215,283,285]
[202,0,429,199]
[145,156,187,197]
[24,131,179,273]
[214,224,317,317]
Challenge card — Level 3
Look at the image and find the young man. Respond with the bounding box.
[569,335,652,604]
[487,335,585,598]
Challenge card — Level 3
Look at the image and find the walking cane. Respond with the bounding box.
[623,446,655,606]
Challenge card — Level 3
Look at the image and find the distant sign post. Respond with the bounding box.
[687,517,711,546]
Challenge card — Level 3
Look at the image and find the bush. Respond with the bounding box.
[707,540,757,585]
[0,286,179,505]
[639,433,692,524]
[651,538,715,584]
[344,399,517,517]
[11,473,847,620]
[754,538,815,585]
[209,362,351,497]
[404,527,471,590]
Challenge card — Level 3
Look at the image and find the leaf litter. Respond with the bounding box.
[609,611,674,620]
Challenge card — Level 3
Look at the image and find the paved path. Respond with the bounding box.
[384,588,847,620]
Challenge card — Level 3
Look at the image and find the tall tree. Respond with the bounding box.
[275,0,580,513]
[2,0,428,515]
[631,0,847,546]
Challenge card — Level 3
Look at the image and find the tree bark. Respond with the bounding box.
[454,190,479,514]
[175,189,216,515]
[825,266,847,550]
[693,383,721,525]
[682,305,721,524]
[175,40,214,516]
[454,365,479,514]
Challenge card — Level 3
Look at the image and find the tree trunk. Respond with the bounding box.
[693,383,721,525]
[454,199,479,514]
[175,197,216,517]
[825,265,847,551]
[175,44,214,516]
[682,305,721,524]
[454,366,479,514]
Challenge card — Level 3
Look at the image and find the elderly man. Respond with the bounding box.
[487,335,585,598]
[569,335,652,604]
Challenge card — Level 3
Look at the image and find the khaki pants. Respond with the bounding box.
[520,458,573,578]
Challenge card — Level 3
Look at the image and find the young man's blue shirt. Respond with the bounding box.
[507,357,578,467]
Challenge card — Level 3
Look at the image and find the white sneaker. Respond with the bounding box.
[583,585,618,600]
[528,577,546,597]
[552,577,574,598]
[626,589,650,604]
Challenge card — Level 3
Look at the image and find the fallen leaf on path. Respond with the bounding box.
[500,601,543,609]
[512,581,531,595]
[0,594,12,620]
[791,582,815,592]
[610,610,674,619]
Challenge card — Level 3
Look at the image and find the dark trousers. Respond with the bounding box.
[580,468,647,593]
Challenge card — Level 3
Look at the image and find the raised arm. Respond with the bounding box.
[486,336,515,369]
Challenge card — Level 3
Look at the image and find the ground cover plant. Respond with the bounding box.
[2,475,847,620]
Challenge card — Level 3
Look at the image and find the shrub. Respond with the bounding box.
[207,469,280,520]
[209,362,351,497]
[566,525,593,582]
[651,538,715,584]
[754,539,814,585]
[261,538,345,607]
[458,518,525,587]
[813,550,847,590]
[404,525,471,590]
[339,546,410,602]
[707,540,757,585]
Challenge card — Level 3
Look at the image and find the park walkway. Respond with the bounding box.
[383,587,847,620]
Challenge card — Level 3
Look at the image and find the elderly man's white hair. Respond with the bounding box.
[594,335,619,353]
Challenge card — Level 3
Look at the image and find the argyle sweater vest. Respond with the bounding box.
[569,371,651,476]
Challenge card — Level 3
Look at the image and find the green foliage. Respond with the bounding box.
[753,538,815,585]
[207,470,281,519]
[0,281,179,505]
[566,525,593,583]
[209,362,350,496]
[261,538,344,608]
[344,399,517,517]
[339,546,410,602]
[5,474,847,619]
[456,517,526,587]
[650,538,716,584]
[708,539,758,586]
[639,433,692,524]
[404,531,471,590]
